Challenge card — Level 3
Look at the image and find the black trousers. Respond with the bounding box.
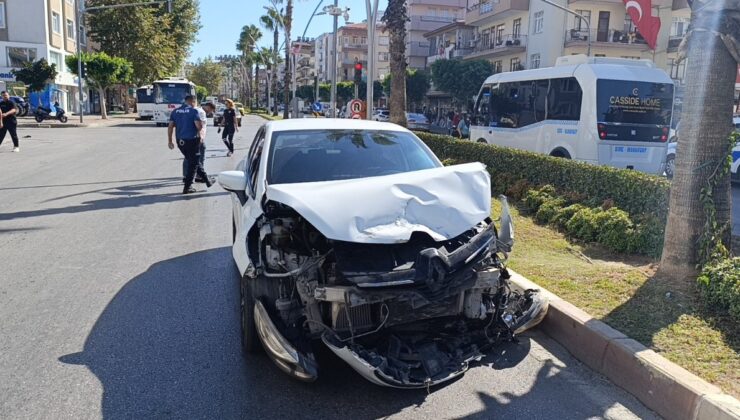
[0,121,19,147]
[177,139,208,188]
[182,142,206,180]
[222,126,235,153]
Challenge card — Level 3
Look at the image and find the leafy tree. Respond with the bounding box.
[12,59,58,104]
[382,0,409,126]
[67,52,133,119]
[86,0,200,86]
[336,81,355,103]
[195,85,208,102]
[187,58,223,97]
[659,2,740,279]
[382,69,429,109]
[296,85,315,102]
[358,80,384,103]
[431,59,492,108]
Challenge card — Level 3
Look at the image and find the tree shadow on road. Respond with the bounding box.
[57,247,657,419]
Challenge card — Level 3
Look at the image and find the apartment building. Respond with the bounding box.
[425,20,475,67]
[292,37,315,88]
[407,0,468,69]
[314,32,333,83]
[335,22,390,82]
[0,0,90,112]
[460,0,691,86]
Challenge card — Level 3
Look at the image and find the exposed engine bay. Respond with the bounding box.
[244,196,548,388]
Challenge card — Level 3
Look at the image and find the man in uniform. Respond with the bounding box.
[168,95,214,194]
[182,101,216,184]
[0,91,19,152]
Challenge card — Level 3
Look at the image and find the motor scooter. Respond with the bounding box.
[34,103,68,123]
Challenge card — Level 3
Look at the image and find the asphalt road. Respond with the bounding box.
[0,116,657,419]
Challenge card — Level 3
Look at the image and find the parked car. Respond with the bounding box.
[234,102,246,116]
[666,117,740,180]
[406,112,430,132]
[218,119,547,387]
[213,106,242,127]
[372,109,389,122]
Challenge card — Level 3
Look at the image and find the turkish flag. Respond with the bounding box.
[623,0,661,50]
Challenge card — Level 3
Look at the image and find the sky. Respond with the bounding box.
[189,0,373,61]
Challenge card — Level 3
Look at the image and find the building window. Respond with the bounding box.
[480,2,493,14]
[510,57,521,71]
[671,17,690,37]
[513,18,521,38]
[50,51,63,70]
[66,19,75,39]
[574,10,591,31]
[0,3,6,29]
[7,47,37,67]
[530,53,540,69]
[80,26,87,45]
[379,52,389,62]
[379,36,389,46]
[495,24,505,44]
[52,12,62,34]
[493,60,502,73]
[668,58,686,81]
[533,11,544,34]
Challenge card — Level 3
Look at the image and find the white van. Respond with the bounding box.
[470,55,674,175]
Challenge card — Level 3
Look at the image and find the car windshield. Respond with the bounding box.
[267,129,440,184]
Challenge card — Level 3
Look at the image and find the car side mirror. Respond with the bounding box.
[497,195,514,253]
[218,170,247,192]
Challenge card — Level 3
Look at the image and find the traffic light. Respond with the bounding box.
[354,62,363,85]
[80,61,87,78]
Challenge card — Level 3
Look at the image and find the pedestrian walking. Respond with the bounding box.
[221,99,239,157]
[0,91,20,152]
[168,95,214,194]
[182,101,216,184]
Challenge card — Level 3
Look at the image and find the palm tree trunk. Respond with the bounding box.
[659,11,736,280]
[254,65,259,108]
[283,0,293,119]
[384,0,408,126]
[273,29,279,116]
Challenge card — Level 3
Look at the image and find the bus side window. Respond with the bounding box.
[475,85,491,126]
[548,77,582,121]
[534,80,550,122]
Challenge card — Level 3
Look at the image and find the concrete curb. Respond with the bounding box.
[508,270,740,420]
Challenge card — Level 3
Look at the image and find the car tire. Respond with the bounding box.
[476,138,487,144]
[665,154,675,179]
[550,148,571,159]
[240,274,260,354]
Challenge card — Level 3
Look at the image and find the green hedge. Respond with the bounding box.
[416,132,670,219]
[698,258,740,322]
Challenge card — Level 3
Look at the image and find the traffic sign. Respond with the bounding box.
[351,113,362,119]
[348,99,365,119]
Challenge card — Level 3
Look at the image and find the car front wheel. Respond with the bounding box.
[240,274,260,353]
[665,155,675,179]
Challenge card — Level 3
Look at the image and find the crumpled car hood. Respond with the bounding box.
[265,162,491,244]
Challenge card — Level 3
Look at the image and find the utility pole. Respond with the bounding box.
[76,0,174,123]
[318,3,350,118]
[365,0,380,119]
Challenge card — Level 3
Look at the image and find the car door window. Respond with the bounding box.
[247,129,265,198]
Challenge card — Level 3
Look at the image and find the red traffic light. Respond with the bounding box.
[354,62,363,71]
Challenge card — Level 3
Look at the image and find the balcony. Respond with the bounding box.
[564,28,648,48]
[408,42,432,57]
[428,47,474,65]
[409,15,457,32]
[343,42,367,50]
[465,0,529,26]
[465,34,527,60]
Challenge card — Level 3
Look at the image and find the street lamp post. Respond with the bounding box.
[319,4,350,118]
[365,0,379,120]
[537,0,591,56]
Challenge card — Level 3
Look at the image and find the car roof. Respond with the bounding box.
[266,118,412,133]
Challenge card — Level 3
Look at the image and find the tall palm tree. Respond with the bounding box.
[260,5,283,116]
[236,24,262,107]
[382,0,409,126]
[251,51,265,108]
[282,0,293,119]
[659,1,739,279]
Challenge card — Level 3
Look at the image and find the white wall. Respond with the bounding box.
[7,0,47,44]
[526,0,567,68]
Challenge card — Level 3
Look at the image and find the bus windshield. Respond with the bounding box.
[136,88,154,104]
[597,80,673,126]
[154,83,194,105]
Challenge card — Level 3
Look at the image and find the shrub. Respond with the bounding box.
[697,258,740,322]
[535,197,566,225]
[630,216,666,257]
[523,185,556,213]
[566,207,603,242]
[552,204,587,230]
[415,132,670,219]
[594,208,634,253]
[505,179,531,201]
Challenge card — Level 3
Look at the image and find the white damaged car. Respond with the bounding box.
[218,119,548,388]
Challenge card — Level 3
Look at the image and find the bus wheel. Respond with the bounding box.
[550,148,571,159]
[476,138,487,144]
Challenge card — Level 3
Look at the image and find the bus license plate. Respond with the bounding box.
[613,146,647,154]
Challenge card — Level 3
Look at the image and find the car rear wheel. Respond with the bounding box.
[665,154,675,179]
[240,274,260,353]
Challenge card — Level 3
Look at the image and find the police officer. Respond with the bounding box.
[0,91,19,152]
[182,101,216,184]
[168,95,214,194]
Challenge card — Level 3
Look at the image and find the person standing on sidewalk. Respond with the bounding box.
[221,99,238,157]
[0,91,19,152]
[168,95,214,194]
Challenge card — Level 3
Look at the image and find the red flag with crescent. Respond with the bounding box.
[623,0,661,50]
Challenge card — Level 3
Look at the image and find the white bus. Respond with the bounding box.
[470,55,674,174]
[152,77,197,126]
[136,85,155,120]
